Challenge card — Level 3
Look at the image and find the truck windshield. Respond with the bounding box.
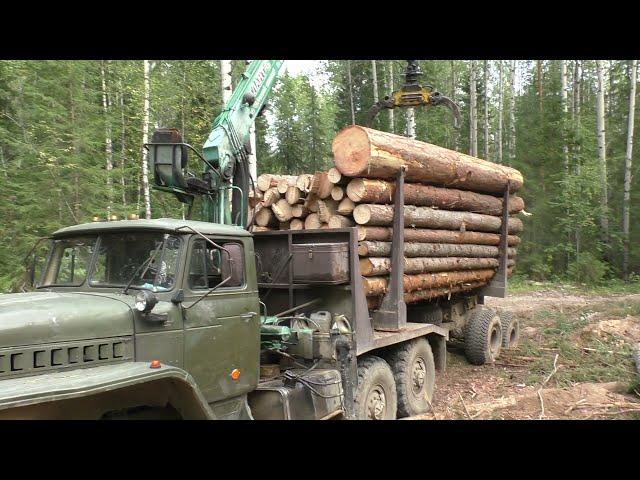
[40,232,181,291]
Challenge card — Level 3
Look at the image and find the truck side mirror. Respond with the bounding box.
[148,128,189,190]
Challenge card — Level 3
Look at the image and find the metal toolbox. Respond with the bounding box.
[291,242,349,284]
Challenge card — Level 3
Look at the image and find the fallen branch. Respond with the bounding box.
[459,393,472,420]
[537,353,559,420]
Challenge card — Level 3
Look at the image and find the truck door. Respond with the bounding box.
[182,236,260,403]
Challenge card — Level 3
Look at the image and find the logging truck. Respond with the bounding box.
[0,60,521,420]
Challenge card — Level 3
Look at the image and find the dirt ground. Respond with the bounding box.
[410,289,640,420]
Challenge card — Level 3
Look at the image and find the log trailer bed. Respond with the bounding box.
[252,169,515,419]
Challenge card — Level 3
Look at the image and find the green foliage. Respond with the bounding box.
[567,252,609,285]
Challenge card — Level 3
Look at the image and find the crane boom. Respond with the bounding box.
[146,60,283,228]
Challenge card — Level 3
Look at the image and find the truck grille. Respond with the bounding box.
[0,337,133,378]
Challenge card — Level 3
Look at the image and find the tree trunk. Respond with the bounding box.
[142,60,152,220]
[537,60,543,112]
[497,60,504,164]
[291,204,309,218]
[483,60,490,159]
[406,108,416,140]
[262,187,280,207]
[277,177,296,194]
[596,60,609,248]
[309,172,333,199]
[560,60,569,173]
[356,226,521,246]
[367,280,488,308]
[372,60,379,103]
[346,178,525,215]
[573,60,582,256]
[327,167,346,185]
[360,256,511,276]
[304,213,322,230]
[451,60,460,151]
[347,60,356,125]
[363,269,498,296]
[357,241,516,258]
[469,61,478,157]
[508,60,516,165]
[353,204,524,233]
[255,207,278,227]
[623,60,637,280]
[317,198,338,223]
[100,61,113,217]
[387,62,395,133]
[296,173,314,192]
[290,218,304,230]
[333,126,524,194]
[285,186,302,205]
[119,84,127,207]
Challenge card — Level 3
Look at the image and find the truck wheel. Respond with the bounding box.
[355,356,397,420]
[500,311,520,349]
[387,338,435,418]
[464,307,502,365]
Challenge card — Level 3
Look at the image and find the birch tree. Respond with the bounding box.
[483,60,490,159]
[141,60,152,220]
[560,60,569,173]
[469,60,478,157]
[596,60,609,248]
[371,60,379,104]
[508,60,516,164]
[387,62,395,133]
[623,60,637,280]
[347,61,355,125]
[497,60,503,164]
[100,61,113,217]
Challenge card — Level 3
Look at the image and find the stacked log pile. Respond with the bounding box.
[250,126,525,307]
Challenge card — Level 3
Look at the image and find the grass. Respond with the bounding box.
[508,276,640,296]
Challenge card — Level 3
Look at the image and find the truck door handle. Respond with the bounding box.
[240,312,257,319]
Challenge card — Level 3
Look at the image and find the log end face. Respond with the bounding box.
[352,204,371,225]
[332,125,371,177]
[346,177,366,202]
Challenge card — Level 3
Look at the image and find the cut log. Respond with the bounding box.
[320,223,331,229]
[304,193,319,212]
[359,257,516,276]
[250,226,273,233]
[346,178,525,215]
[272,199,293,222]
[309,172,334,199]
[304,213,322,230]
[327,167,347,185]
[285,186,302,205]
[296,174,314,192]
[291,204,310,218]
[249,189,263,208]
[279,221,291,230]
[353,204,524,234]
[333,126,523,194]
[290,218,304,230]
[357,241,517,258]
[368,280,489,309]
[257,174,298,192]
[277,177,297,194]
[317,199,339,223]
[255,207,278,227]
[337,197,356,215]
[363,269,498,296]
[331,185,345,201]
[356,226,521,246]
[328,215,355,229]
[262,187,280,207]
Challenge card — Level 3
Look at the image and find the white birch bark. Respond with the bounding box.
[623,60,637,279]
[388,62,395,133]
[596,60,609,244]
[142,59,152,220]
[483,60,489,159]
[508,60,516,164]
[469,60,478,157]
[101,61,113,217]
[561,60,568,173]
[347,61,356,125]
[497,60,503,164]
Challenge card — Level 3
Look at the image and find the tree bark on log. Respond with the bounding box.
[353,204,523,233]
[363,269,498,296]
[346,178,524,215]
[257,174,298,192]
[360,256,516,276]
[272,199,293,222]
[357,241,517,258]
[328,215,355,229]
[304,193,319,212]
[333,126,523,194]
[249,189,263,208]
[356,226,521,246]
[367,280,488,309]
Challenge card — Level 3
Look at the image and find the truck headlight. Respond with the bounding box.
[135,290,158,313]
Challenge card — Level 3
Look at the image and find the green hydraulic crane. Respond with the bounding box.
[146,60,283,228]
